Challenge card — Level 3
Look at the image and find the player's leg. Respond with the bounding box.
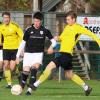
[65,70,92,96]
[29,64,39,86]
[32,54,61,90]
[33,61,56,88]
[26,53,44,95]
[19,53,31,89]
[26,63,39,95]
[3,49,12,88]
[63,53,92,96]
[0,61,3,81]
[10,60,16,71]
[9,60,16,87]
[10,49,18,72]
[19,66,30,89]
[3,60,12,88]
[6,49,18,88]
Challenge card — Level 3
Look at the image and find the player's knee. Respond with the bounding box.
[33,64,40,69]
[22,71,29,76]
[66,73,73,80]
[10,66,15,71]
[23,66,30,72]
[0,62,3,69]
[46,61,56,70]
[10,61,16,71]
[66,75,72,80]
[3,62,10,69]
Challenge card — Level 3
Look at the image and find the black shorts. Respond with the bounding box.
[52,52,73,70]
[3,49,18,61]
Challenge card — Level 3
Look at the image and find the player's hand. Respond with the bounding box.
[15,58,20,65]
[47,46,54,54]
[54,35,59,41]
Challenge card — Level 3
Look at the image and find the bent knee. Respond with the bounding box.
[46,61,56,70]
[23,66,30,72]
[33,63,41,69]
[3,61,10,69]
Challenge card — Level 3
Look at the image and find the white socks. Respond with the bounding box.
[34,80,41,87]
[27,87,32,93]
[82,83,89,91]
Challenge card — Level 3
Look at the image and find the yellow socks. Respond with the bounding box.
[71,74,89,91]
[34,68,51,87]
[39,68,51,83]
[4,69,12,85]
[71,74,85,86]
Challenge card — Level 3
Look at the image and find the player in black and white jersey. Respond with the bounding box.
[16,12,57,95]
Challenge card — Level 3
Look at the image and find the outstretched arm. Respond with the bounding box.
[47,38,57,54]
[79,25,100,46]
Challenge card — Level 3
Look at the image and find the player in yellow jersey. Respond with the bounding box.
[31,11,100,96]
[0,12,23,88]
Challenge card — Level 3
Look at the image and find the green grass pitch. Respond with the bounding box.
[0,80,100,100]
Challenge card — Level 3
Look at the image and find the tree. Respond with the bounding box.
[0,0,32,11]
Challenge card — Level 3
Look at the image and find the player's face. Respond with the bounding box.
[66,16,76,25]
[33,18,41,29]
[3,15,10,25]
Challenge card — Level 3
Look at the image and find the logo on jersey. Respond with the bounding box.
[30,31,34,34]
[40,31,43,35]
[9,29,13,32]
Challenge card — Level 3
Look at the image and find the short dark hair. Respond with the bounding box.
[66,11,77,19]
[2,12,10,17]
[33,11,43,20]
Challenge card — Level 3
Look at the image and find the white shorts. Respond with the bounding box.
[0,50,3,61]
[23,52,43,67]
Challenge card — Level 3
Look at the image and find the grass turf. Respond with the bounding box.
[0,79,100,100]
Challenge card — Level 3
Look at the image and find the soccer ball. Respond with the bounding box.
[11,84,22,95]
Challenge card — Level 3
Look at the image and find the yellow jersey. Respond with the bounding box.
[0,21,23,49]
[0,34,3,49]
[0,34,3,44]
[59,23,100,54]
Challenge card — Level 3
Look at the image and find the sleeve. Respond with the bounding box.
[45,29,53,39]
[16,25,23,43]
[0,29,3,45]
[79,25,100,46]
[0,26,3,45]
[16,40,26,58]
[50,38,57,48]
[23,29,30,41]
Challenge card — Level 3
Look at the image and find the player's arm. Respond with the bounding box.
[46,29,57,48]
[16,29,29,64]
[45,29,57,54]
[79,25,100,46]
[0,33,3,46]
[16,40,26,58]
[16,24,23,43]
